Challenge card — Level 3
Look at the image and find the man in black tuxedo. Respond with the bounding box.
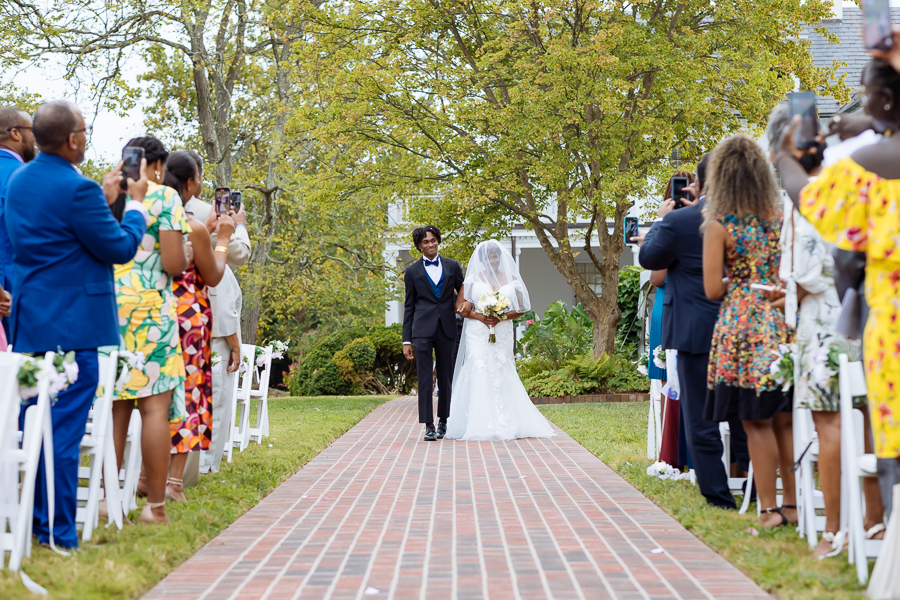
[403,226,465,441]
[638,155,748,510]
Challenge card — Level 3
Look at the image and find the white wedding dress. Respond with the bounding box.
[445,280,555,441]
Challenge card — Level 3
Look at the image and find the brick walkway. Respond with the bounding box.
[143,397,772,600]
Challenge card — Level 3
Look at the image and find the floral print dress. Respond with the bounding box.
[114,182,190,426]
[705,212,792,422]
[800,156,900,458]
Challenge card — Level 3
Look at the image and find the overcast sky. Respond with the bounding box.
[9,57,147,163]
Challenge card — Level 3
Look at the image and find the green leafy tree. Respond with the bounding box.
[298,0,847,357]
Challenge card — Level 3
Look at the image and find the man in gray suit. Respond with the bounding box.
[181,153,252,475]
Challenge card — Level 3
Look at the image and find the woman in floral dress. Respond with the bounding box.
[701,134,795,529]
[111,137,191,524]
[162,151,234,501]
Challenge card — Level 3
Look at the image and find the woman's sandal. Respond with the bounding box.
[780,504,799,525]
[761,507,788,528]
[866,523,886,540]
[817,530,848,559]
[139,501,169,525]
[166,477,185,502]
[136,476,148,498]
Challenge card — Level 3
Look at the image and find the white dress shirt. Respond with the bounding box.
[424,255,443,285]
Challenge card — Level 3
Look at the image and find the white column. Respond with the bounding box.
[384,248,401,325]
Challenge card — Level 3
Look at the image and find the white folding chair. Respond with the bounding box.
[75,351,123,540]
[647,379,663,460]
[793,406,827,548]
[249,345,273,443]
[229,345,254,458]
[4,352,68,585]
[0,352,24,568]
[839,354,882,585]
[118,409,143,513]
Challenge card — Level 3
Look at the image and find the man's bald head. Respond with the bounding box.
[33,100,86,163]
[33,100,81,151]
[0,106,36,162]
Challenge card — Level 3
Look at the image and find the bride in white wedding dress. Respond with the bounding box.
[445,240,555,441]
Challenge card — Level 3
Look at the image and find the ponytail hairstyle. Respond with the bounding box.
[163,150,198,203]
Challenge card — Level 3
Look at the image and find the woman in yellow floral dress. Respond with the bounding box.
[110,136,191,525]
[776,60,898,525]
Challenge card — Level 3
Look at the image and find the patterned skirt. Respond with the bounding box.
[170,266,213,453]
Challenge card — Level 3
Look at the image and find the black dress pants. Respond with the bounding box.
[414,323,455,424]
[677,351,736,509]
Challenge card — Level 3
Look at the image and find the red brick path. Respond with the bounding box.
[143,397,772,600]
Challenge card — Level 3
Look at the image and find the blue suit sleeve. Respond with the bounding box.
[638,217,679,271]
[71,179,147,265]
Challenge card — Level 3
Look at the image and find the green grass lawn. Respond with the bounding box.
[541,402,868,600]
[0,395,392,600]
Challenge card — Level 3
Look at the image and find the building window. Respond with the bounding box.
[576,262,602,295]
[670,148,682,168]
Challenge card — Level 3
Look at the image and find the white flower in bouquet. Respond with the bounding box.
[769,343,797,392]
[637,364,648,376]
[652,346,666,370]
[811,343,837,389]
[211,351,223,374]
[474,291,511,343]
[18,350,79,400]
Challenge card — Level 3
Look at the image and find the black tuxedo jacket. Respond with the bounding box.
[638,200,721,354]
[402,257,465,342]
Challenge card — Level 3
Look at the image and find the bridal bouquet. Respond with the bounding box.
[475,291,511,343]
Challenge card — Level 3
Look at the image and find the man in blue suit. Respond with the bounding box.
[638,155,748,510]
[6,100,149,549]
[0,107,35,334]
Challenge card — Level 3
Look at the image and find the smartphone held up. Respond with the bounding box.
[215,187,231,214]
[863,0,893,52]
[624,216,639,246]
[789,91,818,149]
[670,176,693,209]
[120,146,144,190]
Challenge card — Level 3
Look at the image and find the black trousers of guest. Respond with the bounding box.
[677,351,736,509]
[414,324,455,424]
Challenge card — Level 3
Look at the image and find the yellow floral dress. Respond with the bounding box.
[114,182,191,424]
[800,156,900,458]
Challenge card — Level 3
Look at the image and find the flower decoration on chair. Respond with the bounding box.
[115,350,145,391]
[17,348,79,400]
[475,292,511,343]
[211,351,223,374]
[769,343,797,392]
[254,339,290,368]
[652,346,666,370]
[637,351,649,376]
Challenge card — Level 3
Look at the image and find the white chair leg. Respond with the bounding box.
[739,461,754,515]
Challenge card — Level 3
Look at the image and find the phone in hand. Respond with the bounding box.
[789,91,819,149]
[749,283,778,292]
[121,146,144,190]
[863,0,893,51]
[671,176,692,209]
[624,216,639,245]
[230,190,242,212]
[215,187,231,214]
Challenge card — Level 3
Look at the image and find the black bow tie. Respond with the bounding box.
[424,258,440,267]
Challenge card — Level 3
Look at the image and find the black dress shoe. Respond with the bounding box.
[424,423,437,441]
[436,420,447,439]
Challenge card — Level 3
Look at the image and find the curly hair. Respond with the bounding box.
[412,225,441,250]
[701,134,779,232]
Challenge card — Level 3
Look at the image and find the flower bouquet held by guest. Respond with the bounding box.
[162,151,235,501]
[702,134,796,529]
[109,136,192,525]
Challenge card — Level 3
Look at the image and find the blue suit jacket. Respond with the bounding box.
[638,199,721,354]
[5,152,147,353]
[0,150,24,293]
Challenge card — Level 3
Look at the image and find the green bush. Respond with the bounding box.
[520,353,649,397]
[287,324,416,396]
[517,301,592,369]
